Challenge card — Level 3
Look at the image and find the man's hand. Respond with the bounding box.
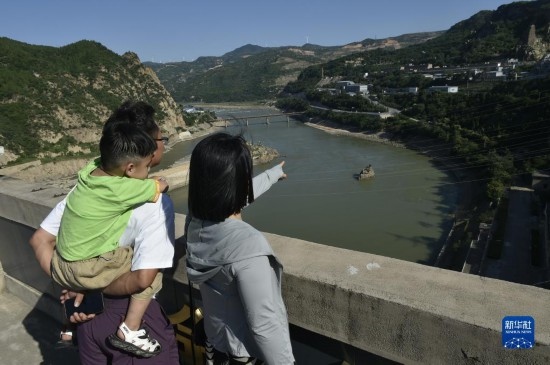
[69,311,96,324]
[60,289,96,324]
[60,289,84,305]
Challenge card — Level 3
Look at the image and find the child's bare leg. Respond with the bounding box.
[118,297,150,336]
[107,270,163,357]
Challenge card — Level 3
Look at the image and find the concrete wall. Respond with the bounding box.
[2,177,550,364]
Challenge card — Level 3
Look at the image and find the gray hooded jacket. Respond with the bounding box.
[186,164,294,364]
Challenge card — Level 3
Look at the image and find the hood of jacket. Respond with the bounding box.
[185,216,278,284]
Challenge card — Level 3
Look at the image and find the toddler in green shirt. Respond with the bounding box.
[51,122,169,358]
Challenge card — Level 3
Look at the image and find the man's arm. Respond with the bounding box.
[29,196,69,276]
[29,228,56,276]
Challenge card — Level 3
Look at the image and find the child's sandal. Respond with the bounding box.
[108,322,161,358]
[55,330,75,349]
[59,330,73,341]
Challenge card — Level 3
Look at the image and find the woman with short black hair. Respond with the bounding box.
[186,132,294,365]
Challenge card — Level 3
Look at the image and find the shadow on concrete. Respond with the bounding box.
[22,304,81,365]
[1,290,80,365]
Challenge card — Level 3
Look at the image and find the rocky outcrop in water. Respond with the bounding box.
[358,165,375,180]
[249,142,279,164]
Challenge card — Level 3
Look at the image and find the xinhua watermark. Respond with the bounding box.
[502,316,535,349]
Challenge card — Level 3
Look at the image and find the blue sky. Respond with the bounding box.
[3,0,515,63]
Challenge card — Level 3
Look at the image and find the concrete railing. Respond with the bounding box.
[1,176,550,364]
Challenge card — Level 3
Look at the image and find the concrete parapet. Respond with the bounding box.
[0,177,60,228]
[0,258,5,293]
[264,234,550,364]
[2,177,550,364]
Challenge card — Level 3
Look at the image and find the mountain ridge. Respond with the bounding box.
[145,31,444,103]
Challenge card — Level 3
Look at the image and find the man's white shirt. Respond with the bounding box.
[41,193,175,271]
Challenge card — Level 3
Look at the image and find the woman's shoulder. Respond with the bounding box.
[225,218,265,239]
[223,219,272,254]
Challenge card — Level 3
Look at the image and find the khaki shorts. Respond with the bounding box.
[51,246,162,300]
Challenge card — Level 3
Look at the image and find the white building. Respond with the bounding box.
[345,84,369,95]
[486,70,506,79]
[428,85,458,93]
[335,80,355,90]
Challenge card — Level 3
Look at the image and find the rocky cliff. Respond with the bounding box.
[525,24,550,60]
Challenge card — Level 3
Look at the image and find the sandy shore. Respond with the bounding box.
[193,102,276,110]
[0,125,218,194]
[0,117,277,194]
[304,120,407,148]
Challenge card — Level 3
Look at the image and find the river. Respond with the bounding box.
[154,108,458,265]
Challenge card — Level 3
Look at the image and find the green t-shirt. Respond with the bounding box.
[57,158,160,261]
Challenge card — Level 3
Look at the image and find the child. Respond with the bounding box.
[51,122,169,358]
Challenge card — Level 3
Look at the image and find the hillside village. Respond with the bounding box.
[316,58,543,99]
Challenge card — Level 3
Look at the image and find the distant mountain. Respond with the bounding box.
[223,44,269,58]
[0,38,185,165]
[145,31,443,103]
[286,0,550,92]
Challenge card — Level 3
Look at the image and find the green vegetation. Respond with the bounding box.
[182,109,217,126]
[0,37,183,164]
[275,97,309,112]
[306,91,387,113]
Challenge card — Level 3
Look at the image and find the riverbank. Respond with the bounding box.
[304,120,406,148]
[193,101,276,110]
[0,116,279,193]
[0,127,213,194]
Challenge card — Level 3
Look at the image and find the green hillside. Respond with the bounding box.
[0,38,184,164]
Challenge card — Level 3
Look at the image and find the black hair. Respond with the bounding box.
[188,133,254,221]
[103,100,159,138]
[99,122,157,170]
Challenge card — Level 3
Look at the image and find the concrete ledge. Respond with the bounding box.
[0,260,5,293]
[0,177,63,229]
[4,274,63,324]
[270,234,550,364]
[3,178,550,364]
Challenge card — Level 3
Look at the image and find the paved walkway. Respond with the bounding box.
[483,188,547,284]
[0,291,80,365]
